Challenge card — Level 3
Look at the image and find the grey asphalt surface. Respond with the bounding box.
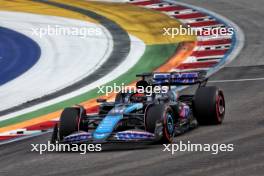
[1,0,264,176]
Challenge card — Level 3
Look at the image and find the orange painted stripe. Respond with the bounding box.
[0,111,62,133]
[156,42,196,72]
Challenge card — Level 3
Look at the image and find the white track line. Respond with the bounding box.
[209,77,264,83]
[0,130,52,146]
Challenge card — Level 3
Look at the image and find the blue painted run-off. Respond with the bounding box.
[0,27,41,85]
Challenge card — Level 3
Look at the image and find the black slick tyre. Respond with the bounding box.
[193,86,225,125]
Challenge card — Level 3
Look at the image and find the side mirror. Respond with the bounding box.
[97,98,107,103]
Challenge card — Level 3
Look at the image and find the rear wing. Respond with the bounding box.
[136,71,208,86]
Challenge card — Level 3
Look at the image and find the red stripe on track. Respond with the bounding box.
[191,49,228,57]
[0,135,25,141]
[188,21,220,27]
[153,6,188,11]
[173,12,207,19]
[197,39,232,46]
[26,121,57,131]
[197,28,232,36]
[176,61,217,69]
[197,28,221,36]
[23,106,98,131]
[131,0,160,5]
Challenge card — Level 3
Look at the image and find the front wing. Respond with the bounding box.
[62,130,156,143]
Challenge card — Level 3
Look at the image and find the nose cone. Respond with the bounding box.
[93,115,122,140]
[93,133,110,140]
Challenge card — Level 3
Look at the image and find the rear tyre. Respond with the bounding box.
[145,104,175,143]
[193,86,225,125]
[59,108,80,140]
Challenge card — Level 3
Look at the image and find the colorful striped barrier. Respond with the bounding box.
[128,0,235,72]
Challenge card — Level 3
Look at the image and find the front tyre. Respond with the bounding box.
[193,86,225,125]
[59,108,80,140]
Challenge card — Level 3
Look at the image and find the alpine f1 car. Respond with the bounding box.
[51,71,225,144]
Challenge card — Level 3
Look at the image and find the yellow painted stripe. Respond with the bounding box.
[0,0,97,23]
[52,0,196,44]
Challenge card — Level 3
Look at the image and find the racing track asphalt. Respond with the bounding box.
[0,0,264,176]
[0,0,130,116]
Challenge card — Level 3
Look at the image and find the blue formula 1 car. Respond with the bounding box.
[51,71,225,144]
